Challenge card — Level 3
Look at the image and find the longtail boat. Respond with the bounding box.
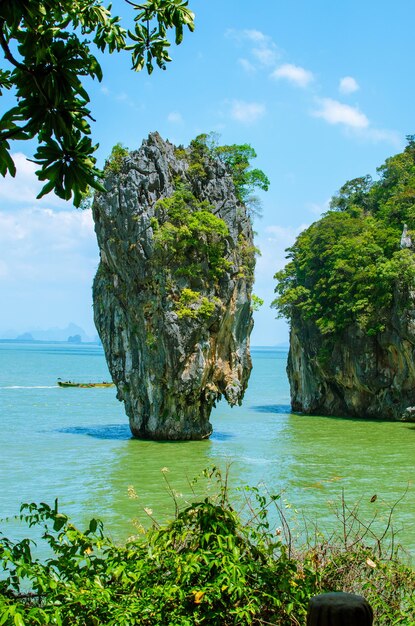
[57,380,115,388]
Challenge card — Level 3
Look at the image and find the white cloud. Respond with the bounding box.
[0,153,38,203]
[312,98,369,128]
[0,207,98,333]
[266,223,309,242]
[238,58,256,73]
[271,63,314,88]
[100,85,144,112]
[230,100,266,124]
[167,111,183,124]
[339,76,359,94]
[311,99,401,146]
[0,153,68,208]
[252,46,278,67]
[247,30,278,67]
[0,212,27,244]
[243,29,268,43]
[0,206,94,245]
[264,223,309,265]
[254,223,309,298]
[227,29,279,67]
[361,128,403,148]
[307,199,331,216]
[226,30,398,151]
[0,208,96,276]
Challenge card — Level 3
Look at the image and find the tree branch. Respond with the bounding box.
[0,20,27,71]
[0,121,33,142]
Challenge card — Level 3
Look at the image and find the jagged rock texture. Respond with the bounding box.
[92,133,255,439]
[288,287,415,421]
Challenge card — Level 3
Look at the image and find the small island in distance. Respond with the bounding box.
[0,323,101,344]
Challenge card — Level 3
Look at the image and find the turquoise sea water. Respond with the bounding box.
[0,342,413,557]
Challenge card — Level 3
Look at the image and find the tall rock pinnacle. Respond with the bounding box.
[92,133,256,440]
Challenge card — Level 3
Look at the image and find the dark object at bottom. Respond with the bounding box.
[307,592,373,625]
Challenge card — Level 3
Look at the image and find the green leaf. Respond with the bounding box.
[0,144,16,177]
[53,513,68,531]
[1,0,196,201]
[37,178,58,200]
[14,614,25,626]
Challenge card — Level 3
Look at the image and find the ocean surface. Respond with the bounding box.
[0,342,414,558]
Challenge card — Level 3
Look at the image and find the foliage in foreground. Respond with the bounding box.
[0,470,414,625]
[0,0,194,205]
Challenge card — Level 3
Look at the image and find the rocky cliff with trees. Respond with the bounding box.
[93,132,267,439]
[273,137,415,421]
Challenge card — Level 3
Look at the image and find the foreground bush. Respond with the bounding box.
[0,470,414,625]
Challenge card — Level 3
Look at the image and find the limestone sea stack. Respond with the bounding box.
[287,290,415,421]
[92,133,256,440]
[273,137,415,422]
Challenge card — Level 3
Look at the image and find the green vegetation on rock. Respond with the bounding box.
[215,142,270,207]
[149,133,267,321]
[153,186,231,283]
[273,137,415,336]
[104,142,129,174]
[183,133,270,214]
[174,288,220,320]
[237,233,260,280]
[251,294,264,311]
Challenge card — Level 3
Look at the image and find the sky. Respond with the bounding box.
[1,0,415,344]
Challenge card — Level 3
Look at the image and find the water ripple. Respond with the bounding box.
[1,385,58,389]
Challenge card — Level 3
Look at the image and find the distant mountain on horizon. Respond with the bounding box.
[275,341,289,349]
[0,323,100,343]
[251,342,289,350]
[0,325,286,348]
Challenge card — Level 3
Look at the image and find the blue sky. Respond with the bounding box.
[1,0,415,344]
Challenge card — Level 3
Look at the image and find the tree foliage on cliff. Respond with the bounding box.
[157,135,266,287]
[183,133,270,214]
[0,0,194,206]
[273,137,415,336]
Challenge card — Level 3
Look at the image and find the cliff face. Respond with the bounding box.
[92,133,255,440]
[288,287,415,421]
[274,140,415,422]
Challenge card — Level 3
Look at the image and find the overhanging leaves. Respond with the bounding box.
[0,0,195,206]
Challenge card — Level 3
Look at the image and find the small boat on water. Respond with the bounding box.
[57,380,115,388]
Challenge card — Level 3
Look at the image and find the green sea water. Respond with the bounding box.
[0,342,413,557]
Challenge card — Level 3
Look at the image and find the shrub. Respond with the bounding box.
[153,187,231,283]
[174,288,218,320]
[1,470,413,625]
[104,142,129,174]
